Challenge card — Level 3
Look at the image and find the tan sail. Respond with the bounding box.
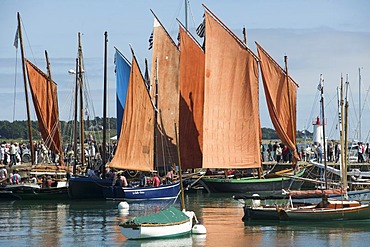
[256,42,300,163]
[202,10,261,169]
[109,52,154,171]
[25,59,63,158]
[150,16,180,168]
[178,26,205,169]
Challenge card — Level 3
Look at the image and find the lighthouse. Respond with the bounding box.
[312,116,324,148]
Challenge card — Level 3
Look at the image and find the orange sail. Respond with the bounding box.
[202,10,261,169]
[256,42,300,163]
[109,52,154,171]
[150,16,180,168]
[25,59,63,158]
[178,26,205,169]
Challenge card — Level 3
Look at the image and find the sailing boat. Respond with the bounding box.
[277,75,370,220]
[244,75,370,221]
[1,13,69,200]
[193,6,304,194]
[103,14,181,201]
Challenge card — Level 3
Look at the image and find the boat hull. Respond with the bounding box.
[201,170,305,193]
[243,206,281,221]
[1,184,69,200]
[68,177,113,200]
[280,203,370,221]
[120,210,194,239]
[104,181,180,201]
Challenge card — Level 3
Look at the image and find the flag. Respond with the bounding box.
[148,31,153,50]
[14,24,19,48]
[196,18,205,38]
[144,58,151,91]
[177,32,180,48]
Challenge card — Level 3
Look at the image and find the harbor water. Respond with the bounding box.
[1,192,370,246]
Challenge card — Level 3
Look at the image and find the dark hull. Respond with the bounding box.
[1,185,69,200]
[200,172,304,194]
[68,177,113,200]
[103,181,180,201]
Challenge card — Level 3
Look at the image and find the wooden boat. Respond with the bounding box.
[201,169,305,193]
[1,183,69,200]
[119,206,195,239]
[242,75,370,222]
[104,180,180,201]
[106,13,181,201]
[279,198,370,221]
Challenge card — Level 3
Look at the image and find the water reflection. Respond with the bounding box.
[1,193,370,246]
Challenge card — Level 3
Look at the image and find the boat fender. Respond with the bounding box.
[192,224,207,234]
[118,201,129,210]
[252,194,261,207]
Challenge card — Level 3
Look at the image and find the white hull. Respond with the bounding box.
[120,211,194,239]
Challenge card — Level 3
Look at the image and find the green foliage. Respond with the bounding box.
[0,119,311,142]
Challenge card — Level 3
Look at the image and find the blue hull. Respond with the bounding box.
[103,181,180,201]
[68,177,113,200]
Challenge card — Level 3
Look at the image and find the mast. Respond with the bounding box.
[285,55,297,167]
[78,32,85,167]
[73,58,78,175]
[154,58,159,169]
[184,0,188,29]
[45,50,64,165]
[339,75,346,190]
[359,67,362,142]
[17,12,35,165]
[344,75,350,194]
[102,31,108,177]
[175,123,185,211]
[319,74,328,189]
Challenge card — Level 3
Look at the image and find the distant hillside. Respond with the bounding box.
[0,119,312,143]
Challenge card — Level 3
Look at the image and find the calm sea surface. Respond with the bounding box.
[1,192,370,247]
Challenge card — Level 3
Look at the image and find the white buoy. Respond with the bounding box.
[118,201,129,210]
[252,193,261,207]
[192,224,207,234]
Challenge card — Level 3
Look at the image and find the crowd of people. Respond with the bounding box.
[261,140,370,164]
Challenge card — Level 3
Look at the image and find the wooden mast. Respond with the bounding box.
[73,58,78,175]
[102,31,108,177]
[78,32,85,167]
[175,123,186,211]
[284,56,297,168]
[319,74,328,189]
[17,12,35,165]
[45,50,64,165]
[343,75,350,194]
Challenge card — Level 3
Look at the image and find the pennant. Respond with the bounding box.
[14,24,19,48]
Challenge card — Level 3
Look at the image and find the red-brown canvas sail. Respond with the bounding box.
[150,16,180,168]
[202,10,261,169]
[178,26,205,169]
[109,53,154,171]
[256,42,300,163]
[25,59,63,158]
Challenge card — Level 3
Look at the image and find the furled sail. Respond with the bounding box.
[25,59,63,160]
[178,25,205,169]
[109,51,154,171]
[256,42,300,164]
[150,15,180,168]
[115,49,131,139]
[202,9,261,169]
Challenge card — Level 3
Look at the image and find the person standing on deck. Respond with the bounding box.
[317,143,323,163]
[9,142,17,167]
[12,170,21,184]
[152,172,160,187]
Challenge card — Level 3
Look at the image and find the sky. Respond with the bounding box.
[0,0,369,141]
